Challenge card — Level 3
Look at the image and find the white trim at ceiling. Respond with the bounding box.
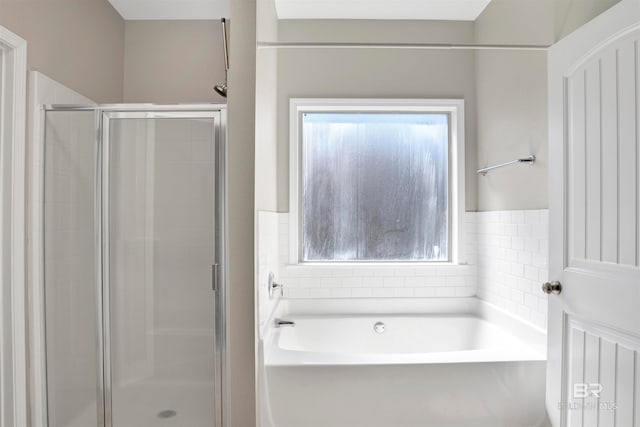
[275,0,493,20]
[108,0,229,20]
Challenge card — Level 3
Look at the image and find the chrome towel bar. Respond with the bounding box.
[477,155,535,176]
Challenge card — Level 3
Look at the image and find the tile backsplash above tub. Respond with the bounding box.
[274,213,478,299]
[257,211,281,337]
[258,209,549,329]
[476,210,549,329]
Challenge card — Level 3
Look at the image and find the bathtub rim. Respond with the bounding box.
[262,297,547,366]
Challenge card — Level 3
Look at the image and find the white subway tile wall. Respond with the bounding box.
[257,211,281,337]
[258,210,548,328]
[476,210,549,329]
[275,213,479,299]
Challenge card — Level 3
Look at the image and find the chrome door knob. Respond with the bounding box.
[542,281,562,295]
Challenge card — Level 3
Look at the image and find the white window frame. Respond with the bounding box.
[289,98,466,265]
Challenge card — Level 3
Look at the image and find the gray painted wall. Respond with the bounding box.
[473,0,621,45]
[275,20,479,212]
[227,0,257,425]
[124,20,226,103]
[556,0,623,39]
[0,0,125,103]
[474,2,551,211]
[273,2,622,213]
[474,0,620,211]
[474,49,548,211]
[0,2,230,105]
[255,0,279,212]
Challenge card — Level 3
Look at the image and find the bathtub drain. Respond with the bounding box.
[373,321,385,333]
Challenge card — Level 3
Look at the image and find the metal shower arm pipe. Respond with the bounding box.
[214,18,229,98]
[221,18,229,72]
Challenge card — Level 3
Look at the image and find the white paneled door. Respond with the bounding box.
[548,0,640,426]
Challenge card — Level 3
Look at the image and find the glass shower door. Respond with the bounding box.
[105,113,221,427]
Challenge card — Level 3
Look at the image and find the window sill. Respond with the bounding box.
[289,261,468,267]
[280,262,475,277]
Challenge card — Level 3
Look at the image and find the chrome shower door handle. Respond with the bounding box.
[542,281,562,295]
[212,264,219,292]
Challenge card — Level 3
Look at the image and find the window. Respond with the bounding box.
[290,99,465,264]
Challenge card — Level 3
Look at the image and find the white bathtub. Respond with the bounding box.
[261,298,549,427]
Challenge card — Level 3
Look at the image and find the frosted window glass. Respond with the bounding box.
[301,112,449,261]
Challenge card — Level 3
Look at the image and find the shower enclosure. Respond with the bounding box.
[41,105,227,427]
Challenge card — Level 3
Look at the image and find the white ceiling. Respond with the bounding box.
[275,0,493,20]
[108,0,490,21]
[108,0,229,20]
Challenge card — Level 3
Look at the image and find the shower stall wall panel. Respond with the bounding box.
[109,119,156,386]
[109,118,216,387]
[44,110,100,427]
[152,118,216,384]
[30,72,97,427]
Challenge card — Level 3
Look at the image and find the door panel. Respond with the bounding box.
[106,116,218,427]
[619,42,639,266]
[564,316,640,427]
[566,35,638,266]
[548,1,640,426]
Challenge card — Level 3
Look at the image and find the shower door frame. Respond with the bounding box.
[40,104,228,427]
